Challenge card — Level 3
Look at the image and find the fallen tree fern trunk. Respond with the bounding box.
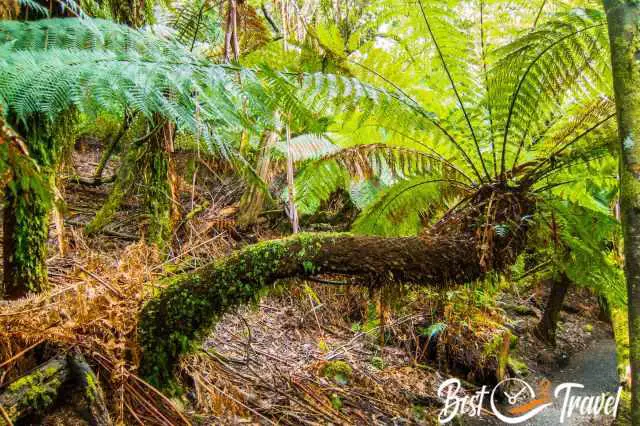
[138,188,533,388]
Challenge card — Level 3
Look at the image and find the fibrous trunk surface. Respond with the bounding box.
[138,188,533,387]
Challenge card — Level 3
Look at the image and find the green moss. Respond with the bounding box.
[321,360,352,385]
[508,356,529,376]
[2,113,74,297]
[85,166,133,235]
[7,364,62,411]
[330,393,343,411]
[483,331,511,380]
[612,307,630,382]
[370,356,385,370]
[138,233,350,389]
[85,372,97,402]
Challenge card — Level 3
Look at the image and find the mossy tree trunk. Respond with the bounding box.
[534,273,571,346]
[139,188,532,388]
[138,233,488,386]
[2,116,63,299]
[86,118,179,250]
[3,177,51,299]
[141,118,179,249]
[604,1,640,422]
[84,141,138,237]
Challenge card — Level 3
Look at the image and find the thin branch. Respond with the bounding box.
[190,0,208,52]
[261,3,280,35]
[479,0,498,178]
[533,0,547,28]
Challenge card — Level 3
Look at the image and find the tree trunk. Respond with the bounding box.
[142,119,178,249]
[139,189,532,387]
[238,131,277,226]
[604,1,640,422]
[84,142,138,236]
[2,183,50,299]
[2,116,59,299]
[534,273,571,345]
[93,112,132,180]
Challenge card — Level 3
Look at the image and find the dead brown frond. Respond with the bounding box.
[0,240,198,425]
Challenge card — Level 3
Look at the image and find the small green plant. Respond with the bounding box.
[321,360,352,385]
[412,404,427,422]
[318,338,329,353]
[370,356,385,370]
[330,393,343,411]
[508,357,529,376]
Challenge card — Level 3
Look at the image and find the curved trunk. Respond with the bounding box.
[139,188,532,388]
[138,233,482,386]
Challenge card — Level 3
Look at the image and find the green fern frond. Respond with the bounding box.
[273,133,340,162]
[290,143,469,218]
[547,200,625,305]
[292,159,350,216]
[490,8,610,173]
[352,176,468,237]
[159,0,223,50]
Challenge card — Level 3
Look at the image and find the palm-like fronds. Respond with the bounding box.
[352,176,468,236]
[157,0,223,51]
[291,143,471,221]
[489,9,609,175]
[1,17,156,52]
[546,200,625,306]
[0,6,620,242]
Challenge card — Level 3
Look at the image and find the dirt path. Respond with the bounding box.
[466,336,619,425]
[528,336,618,425]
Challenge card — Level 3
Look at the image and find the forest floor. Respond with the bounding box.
[0,143,622,425]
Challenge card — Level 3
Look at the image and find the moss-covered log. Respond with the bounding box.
[0,357,69,424]
[68,353,111,426]
[0,354,110,425]
[139,188,533,387]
